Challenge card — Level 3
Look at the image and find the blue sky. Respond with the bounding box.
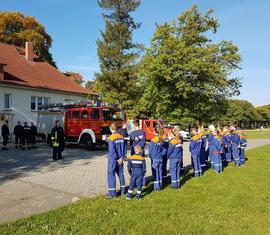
[0,0,269,106]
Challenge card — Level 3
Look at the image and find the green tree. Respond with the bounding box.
[94,0,142,117]
[0,12,56,67]
[221,99,260,126]
[136,5,241,124]
[63,72,84,85]
[256,106,270,122]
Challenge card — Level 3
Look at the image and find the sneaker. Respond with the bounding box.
[107,194,117,199]
[126,192,132,199]
[136,194,142,200]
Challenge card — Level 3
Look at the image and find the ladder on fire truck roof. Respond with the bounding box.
[38,100,103,111]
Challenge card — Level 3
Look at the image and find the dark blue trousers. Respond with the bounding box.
[107,160,125,197]
[170,158,182,188]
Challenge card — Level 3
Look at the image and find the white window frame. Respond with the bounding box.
[31,96,51,111]
[4,93,12,110]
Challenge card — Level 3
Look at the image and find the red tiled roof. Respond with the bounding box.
[0,42,91,95]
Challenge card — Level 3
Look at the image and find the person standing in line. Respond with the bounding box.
[149,126,166,191]
[30,122,38,149]
[208,125,216,169]
[167,126,183,189]
[129,120,146,155]
[118,122,128,159]
[238,131,247,166]
[50,120,65,161]
[198,126,207,173]
[230,126,241,167]
[126,145,146,200]
[21,122,31,150]
[211,130,223,173]
[222,126,233,164]
[129,120,147,185]
[189,128,202,177]
[13,121,23,149]
[1,120,10,150]
[162,129,169,179]
[107,123,126,198]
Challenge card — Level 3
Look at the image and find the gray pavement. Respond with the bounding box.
[0,139,269,224]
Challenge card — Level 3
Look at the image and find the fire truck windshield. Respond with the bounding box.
[102,109,123,121]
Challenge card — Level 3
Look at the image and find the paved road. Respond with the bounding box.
[0,139,269,224]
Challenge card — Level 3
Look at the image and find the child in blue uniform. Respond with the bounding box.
[211,130,223,173]
[127,146,146,200]
[162,130,169,179]
[167,126,183,188]
[129,120,146,155]
[199,127,207,173]
[230,126,241,166]
[239,132,247,165]
[149,126,166,191]
[189,129,202,177]
[107,123,126,198]
[222,127,232,163]
[208,125,216,169]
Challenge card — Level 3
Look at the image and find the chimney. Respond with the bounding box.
[0,63,6,82]
[25,42,34,61]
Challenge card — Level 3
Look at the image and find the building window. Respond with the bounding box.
[31,96,51,111]
[4,93,12,110]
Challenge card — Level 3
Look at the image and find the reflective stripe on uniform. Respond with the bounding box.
[128,190,133,193]
[108,188,116,191]
[131,161,143,164]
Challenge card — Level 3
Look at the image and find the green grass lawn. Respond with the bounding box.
[1,145,270,235]
[243,129,270,139]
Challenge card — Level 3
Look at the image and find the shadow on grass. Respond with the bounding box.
[140,165,195,197]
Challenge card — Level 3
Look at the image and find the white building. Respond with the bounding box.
[0,42,91,132]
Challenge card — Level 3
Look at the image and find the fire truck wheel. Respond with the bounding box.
[83,135,95,151]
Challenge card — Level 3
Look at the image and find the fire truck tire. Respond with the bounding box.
[83,135,95,151]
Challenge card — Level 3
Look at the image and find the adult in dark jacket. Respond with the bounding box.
[1,120,10,150]
[14,121,24,149]
[30,122,38,148]
[21,122,31,150]
[50,120,65,160]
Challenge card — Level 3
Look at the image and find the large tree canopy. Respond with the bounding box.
[136,5,242,124]
[0,12,56,67]
[221,99,260,125]
[94,0,142,117]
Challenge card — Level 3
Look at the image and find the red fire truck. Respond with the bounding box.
[127,119,190,141]
[37,103,125,150]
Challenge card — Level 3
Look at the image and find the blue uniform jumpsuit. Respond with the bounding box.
[149,136,166,190]
[107,133,126,197]
[162,137,169,178]
[189,135,202,177]
[200,133,207,172]
[129,129,147,185]
[211,137,223,173]
[222,132,232,162]
[129,129,146,155]
[127,154,146,199]
[239,137,247,165]
[208,133,215,168]
[167,138,183,188]
[231,132,241,166]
